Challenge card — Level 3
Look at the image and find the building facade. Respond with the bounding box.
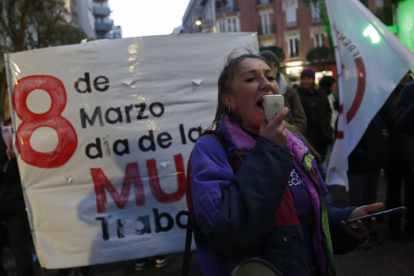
[182,0,205,34]
[110,25,123,39]
[66,0,121,40]
[181,0,332,81]
[92,0,114,39]
[181,0,387,83]
[383,0,414,53]
[66,0,96,39]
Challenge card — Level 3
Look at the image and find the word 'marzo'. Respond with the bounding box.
[79,102,165,129]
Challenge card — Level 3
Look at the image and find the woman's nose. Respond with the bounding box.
[259,76,271,91]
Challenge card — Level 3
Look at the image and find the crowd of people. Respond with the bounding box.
[258,51,413,244]
[1,50,413,275]
[185,51,413,276]
[0,123,36,276]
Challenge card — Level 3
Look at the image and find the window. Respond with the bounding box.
[217,17,239,33]
[226,0,234,10]
[260,11,272,35]
[204,4,212,22]
[311,3,321,22]
[227,18,238,32]
[283,0,298,27]
[285,29,300,58]
[285,7,297,27]
[227,19,232,32]
[289,38,299,58]
[218,20,225,33]
[314,33,324,47]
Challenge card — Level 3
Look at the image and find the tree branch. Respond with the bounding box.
[0,3,15,41]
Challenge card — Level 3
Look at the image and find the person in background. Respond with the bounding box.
[318,76,338,182]
[259,50,307,134]
[292,83,300,90]
[393,80,414,240]
[347,110,387,246]
[382,74,414,241]
[187,54,383,276]
[346,113,385,207]
[319,76,339,135]
[0,125,35,276]
[297,68,333,179]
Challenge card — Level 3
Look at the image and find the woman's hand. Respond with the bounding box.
[259,107,289,146]
[341,202,384,239]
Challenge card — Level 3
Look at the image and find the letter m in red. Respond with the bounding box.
[90,162,145,213]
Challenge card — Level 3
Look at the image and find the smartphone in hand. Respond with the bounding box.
[346,206,407,224]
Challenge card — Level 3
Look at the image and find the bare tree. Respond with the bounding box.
[0,0,85,123]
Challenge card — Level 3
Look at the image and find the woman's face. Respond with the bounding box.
[223,58,279,134]
[300,76,314,89]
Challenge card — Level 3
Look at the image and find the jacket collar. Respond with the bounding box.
[219,116,309,158]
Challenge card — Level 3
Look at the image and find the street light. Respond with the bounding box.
[195,17,202,32]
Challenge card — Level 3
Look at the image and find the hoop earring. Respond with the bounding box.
[228,106,231,114]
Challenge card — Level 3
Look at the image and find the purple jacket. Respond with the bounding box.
[188,117,356,276]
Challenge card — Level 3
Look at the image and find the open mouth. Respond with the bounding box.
[256,99,264,109]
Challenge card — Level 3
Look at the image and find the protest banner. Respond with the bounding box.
[4,33,259,269]
[324,0,414,189]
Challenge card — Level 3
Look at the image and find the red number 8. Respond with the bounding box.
[13,75,78,168]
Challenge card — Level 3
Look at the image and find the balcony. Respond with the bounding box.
[93,6,111,16]
[257,23,276,36]
[202,21,215,30]
[217,6,239,12]
[286,21,297,28]
[95,20,113,32]
[257,0,274,6]
[215,3,239,13]
[312,17,322,23]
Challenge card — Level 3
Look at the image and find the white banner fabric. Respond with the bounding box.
[325,0,414,188]
[5,33,259,269]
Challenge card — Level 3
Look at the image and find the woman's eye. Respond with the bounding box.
[246,77,255,82]
[267,76,275,81]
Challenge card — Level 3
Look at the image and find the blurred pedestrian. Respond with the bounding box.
[319,76,339,135]
[347,113,385,207]
[0,126,35,276]
[259,50,307,134]
[347,112,386,246]
[395,81,414,132]
[319,76,338,183]
[186,54,383,276]
[382,74,413,241]
[393,80,414,240]
[297,68,333,178]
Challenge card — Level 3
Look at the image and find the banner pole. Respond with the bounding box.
[3,53,16,126]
